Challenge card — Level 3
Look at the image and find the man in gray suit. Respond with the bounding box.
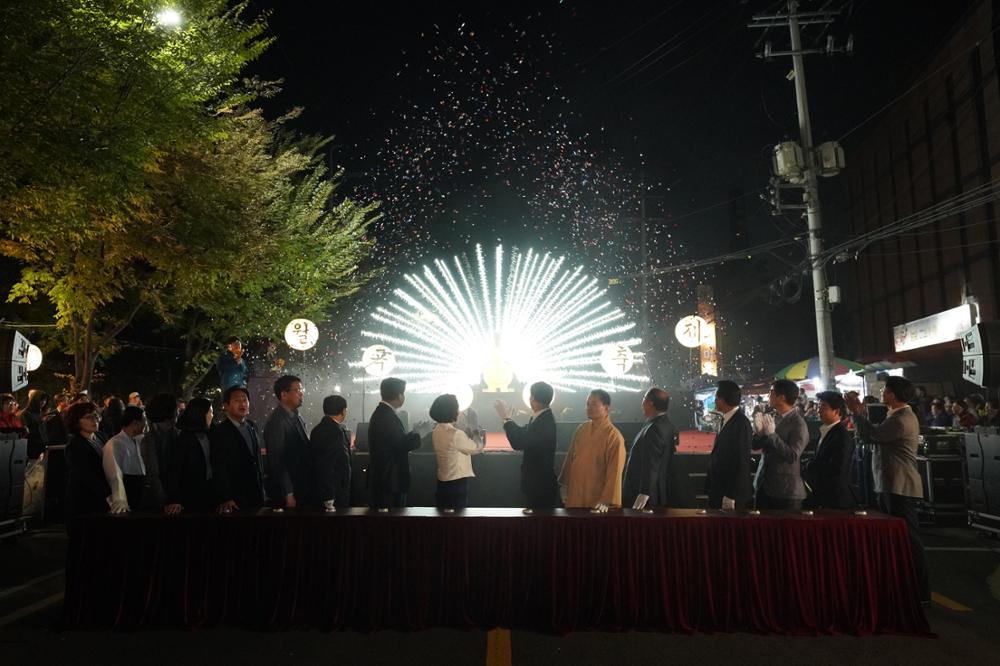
[752,379,808,510]
[846,376,930,603]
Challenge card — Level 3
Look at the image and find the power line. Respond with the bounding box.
[836,20,1000,142]
[600,5,721,89]
[657,188,765,225]
[616,235,803,280]
[575,2,683,69]
[824,178,1000,262]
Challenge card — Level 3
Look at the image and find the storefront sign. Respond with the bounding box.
[892,304,976,352]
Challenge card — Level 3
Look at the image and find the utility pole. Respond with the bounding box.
[750,1,851,390]
[611,176,665,379]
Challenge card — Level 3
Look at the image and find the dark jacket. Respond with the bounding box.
[210,418,265,511]
[503,408,558,508]
[139,422,177,511]
[925,411,951,427]
[623,413,679,508]
[166,430,215,512]
[64,434,109,519]
[706,410,753,509]
[310,417,352,508]
[803,421,855,508]
[262,406,312,504]
[367,402,421,507]
[20,409,48,458]
[45,410,68,446]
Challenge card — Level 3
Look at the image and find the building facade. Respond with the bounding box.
[837,0,1000,389]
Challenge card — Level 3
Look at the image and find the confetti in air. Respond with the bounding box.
[325,13,745,388]
[353,244,649,395]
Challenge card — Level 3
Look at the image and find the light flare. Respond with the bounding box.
[356,244,649,395]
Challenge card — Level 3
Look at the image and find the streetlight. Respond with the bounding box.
[155,8,183,28]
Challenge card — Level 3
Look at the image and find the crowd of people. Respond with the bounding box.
[7,346,995,608]
[769,384,1000,431]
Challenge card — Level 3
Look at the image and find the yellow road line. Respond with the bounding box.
[931,591,973,612]
[486,628,512,666]
[0,591,64,628]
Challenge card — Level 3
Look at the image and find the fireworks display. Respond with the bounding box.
[353,244,649,395]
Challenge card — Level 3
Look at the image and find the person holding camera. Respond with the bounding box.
[846,377,929,604]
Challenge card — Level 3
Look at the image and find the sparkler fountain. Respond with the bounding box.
[354,244,649,401]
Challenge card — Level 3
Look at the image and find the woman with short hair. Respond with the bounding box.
[164,397,215,514]
[430,394,484,510]
[63,401,110,520]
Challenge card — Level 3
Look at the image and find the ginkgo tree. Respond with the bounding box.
[0,1,378,391]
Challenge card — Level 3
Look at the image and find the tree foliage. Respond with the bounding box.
[152,109,380,394]
[0,1,378,391]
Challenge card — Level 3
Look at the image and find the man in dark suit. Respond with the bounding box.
[622,387,678,508]
[210,385,265,513]
[368,377,424,508]
[496,381,559,509]
[752,379,808,510]
[311,394,352,510]
[706,380,752,510]
[802,390,855,509]
[846,376,930,603]
[262,375,312,508]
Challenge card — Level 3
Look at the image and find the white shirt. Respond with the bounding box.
[432,423,485,482]
[817,421,836,446]
[103,431,145,505]
[720,406,740,429]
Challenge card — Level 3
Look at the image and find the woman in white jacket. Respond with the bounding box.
[430,394,485,510]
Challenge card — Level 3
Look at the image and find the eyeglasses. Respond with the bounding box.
[82,413,100,421]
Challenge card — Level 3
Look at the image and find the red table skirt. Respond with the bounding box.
[61,508,931,635]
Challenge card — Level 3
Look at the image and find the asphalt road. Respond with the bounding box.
[0,522,997,665]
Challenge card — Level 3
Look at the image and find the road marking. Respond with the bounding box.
[931,592,972,612]
[486,628,512,666]
[0,592,64,628]
[0,570,63,600]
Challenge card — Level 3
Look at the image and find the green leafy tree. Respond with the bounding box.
[0,0,271,390]
[147,109,380,395]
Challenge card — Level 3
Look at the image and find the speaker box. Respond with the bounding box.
[965,433,985,481]
[981,433,1000,484]
[0,434,27,520]
[968,478,989,513]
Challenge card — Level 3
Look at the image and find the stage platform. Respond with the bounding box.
[61,508,930,635]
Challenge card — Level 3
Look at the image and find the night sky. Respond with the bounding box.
[241,0,973,382]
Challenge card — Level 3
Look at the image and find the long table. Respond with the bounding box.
[61,508,931,635]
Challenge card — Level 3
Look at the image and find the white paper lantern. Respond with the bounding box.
[599,344,635,377]
[453,384,474,412]
[362,345,396,377]
[284,318,319,351]
[674,315,708,348]
[26,344,43,372]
